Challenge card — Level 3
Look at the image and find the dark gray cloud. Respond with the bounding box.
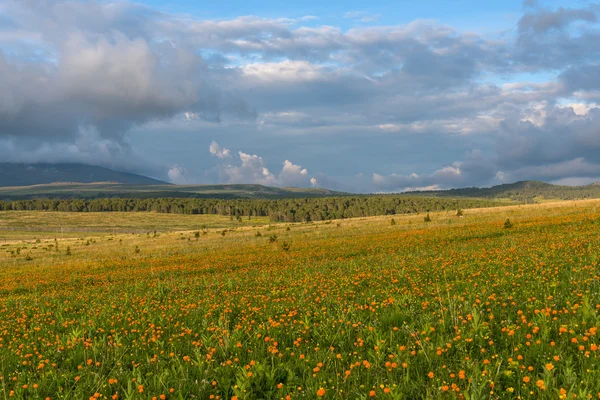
[518,6,597,34]
[515,4,600,70]
[373,105,600,191]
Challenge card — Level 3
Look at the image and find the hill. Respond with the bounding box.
[403,180,600,202]
[0,182,346,200]
[0,163,167,186]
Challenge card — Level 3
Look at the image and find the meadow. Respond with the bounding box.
[1,200,600,399]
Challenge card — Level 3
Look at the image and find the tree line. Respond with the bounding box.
[0,196,501,222]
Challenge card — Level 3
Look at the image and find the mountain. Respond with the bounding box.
[0,163,347,200]
[0,163,167,186]
[403,180,600,202]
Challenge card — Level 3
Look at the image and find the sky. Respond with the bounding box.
[1,0,600,192]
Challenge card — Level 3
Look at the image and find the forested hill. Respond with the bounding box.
[0,196,501,222]
[0,163,167,186]
[403,180,600,202]
[0,182,346,200]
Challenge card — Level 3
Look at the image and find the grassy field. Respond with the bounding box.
[0,211,271,242]
[1,200,600,399]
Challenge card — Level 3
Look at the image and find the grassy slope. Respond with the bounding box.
[1,200,600,398]
[0,211,270,234]
[0,183,346,200]
[0,163,167,186]
[403,180,600,202]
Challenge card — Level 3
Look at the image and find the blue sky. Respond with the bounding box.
[1,0,600,191]
[137,0,539,25]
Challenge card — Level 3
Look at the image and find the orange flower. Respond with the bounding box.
[536,380,545,390]
[316,388,326,397]
[427,372,434,378]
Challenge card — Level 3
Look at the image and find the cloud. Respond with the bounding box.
[373,104,600,191]
[515,4,600,69]
[212,145,314,187]
[279,160,308,186]
[343,11,380,23]
[222,151,278,186]
[0,0,256,165]
[518,6,597,34]
[168,165,188,184]
[209,140,231,159]
[2,1,600,191]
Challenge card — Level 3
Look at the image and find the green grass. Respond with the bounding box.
[1,200,600,399]
[0,211,271,234]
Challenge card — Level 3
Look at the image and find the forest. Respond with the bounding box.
[0,196,501,222]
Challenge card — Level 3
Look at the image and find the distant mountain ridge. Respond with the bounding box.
[0,163,167,186]
[403,180,600,201]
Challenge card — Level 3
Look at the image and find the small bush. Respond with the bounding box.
[504,218,513,229]
[281,241,291,251]
[456,209,463,217]
[268,235,278,243]
[255,231,262,237]
[390,218,396,225]
[424,213,432,222]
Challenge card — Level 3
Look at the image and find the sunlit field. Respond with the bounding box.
[1,200,600,399]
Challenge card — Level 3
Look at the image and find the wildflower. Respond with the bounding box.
[536,380,545,390]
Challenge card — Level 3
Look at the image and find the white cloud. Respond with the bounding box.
[168,165,187,184]
[241,60,326,82]
[222,151,278,186]
[214,147,314,187]
[209,140,231,159]
[279,160,308,186]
